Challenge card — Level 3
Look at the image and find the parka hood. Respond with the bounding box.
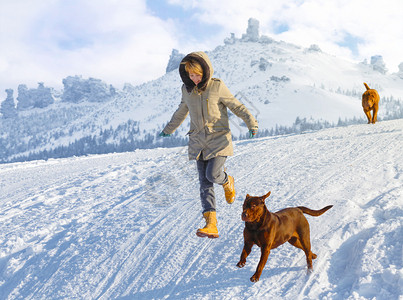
[179,51,214,93]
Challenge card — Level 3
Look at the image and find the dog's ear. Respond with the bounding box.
[261,191,271,202]
[246,194,251,198]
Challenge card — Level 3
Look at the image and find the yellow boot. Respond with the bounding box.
[196,211,219,238]
[223,175,235,204]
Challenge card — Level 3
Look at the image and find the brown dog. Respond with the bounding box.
[236,192,333,282]
[362,82,380,124]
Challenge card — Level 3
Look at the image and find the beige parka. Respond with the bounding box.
[163,51,258,160]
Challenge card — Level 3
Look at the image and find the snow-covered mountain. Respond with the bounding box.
[1,119,402,299]
[1,20,403,163]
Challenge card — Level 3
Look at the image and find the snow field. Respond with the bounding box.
[0,119,402,299]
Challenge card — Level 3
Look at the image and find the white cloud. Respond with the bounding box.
[0,0,177,97]
[1,0,402,100]
[170,0,403,72]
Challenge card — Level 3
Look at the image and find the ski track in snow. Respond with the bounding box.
[0,120,402,300]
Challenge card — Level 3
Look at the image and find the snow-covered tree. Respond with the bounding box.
[371,55,387,74]
[17,83,54,110]
[35,82,54,108]
[398,62,403,79]
[1,89,17,119]
[250,57,272,71]
[224,33,236,45]
[307,44,322,52]
[166,49,185,73]
[61,76,116,103]
[242,18,260,42]
[17,84,34,110]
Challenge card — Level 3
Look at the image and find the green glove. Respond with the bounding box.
[159,132,171,137]
[249,128,258,138]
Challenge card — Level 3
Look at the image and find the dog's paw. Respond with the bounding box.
[250,274,260,282]
[236,261,246,268]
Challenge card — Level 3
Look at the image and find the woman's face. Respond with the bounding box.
[189,73,202,85]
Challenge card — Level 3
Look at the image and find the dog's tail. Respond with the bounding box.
[297,205,333,216]
[363,82,371,90]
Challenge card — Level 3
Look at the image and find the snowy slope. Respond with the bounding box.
[2,33,403,163]
[48,40,403,137]
[0,119,402,299]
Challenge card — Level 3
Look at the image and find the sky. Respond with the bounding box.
[1,0,402,99]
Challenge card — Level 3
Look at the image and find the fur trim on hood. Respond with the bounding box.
[179,51,214,93]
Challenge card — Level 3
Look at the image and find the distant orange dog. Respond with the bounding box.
[362,82,380,124]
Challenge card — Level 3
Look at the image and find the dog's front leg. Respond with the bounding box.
[372,105,379,123]
[251,246,270,282]
[237,241,253,268]
[364,109,372,124]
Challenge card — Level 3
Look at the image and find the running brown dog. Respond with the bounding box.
[362,82,380,124]
[236,191,333,282]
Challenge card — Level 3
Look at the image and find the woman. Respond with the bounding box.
[160,51,258,238]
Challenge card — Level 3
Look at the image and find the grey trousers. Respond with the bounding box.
[196,156,228,213]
